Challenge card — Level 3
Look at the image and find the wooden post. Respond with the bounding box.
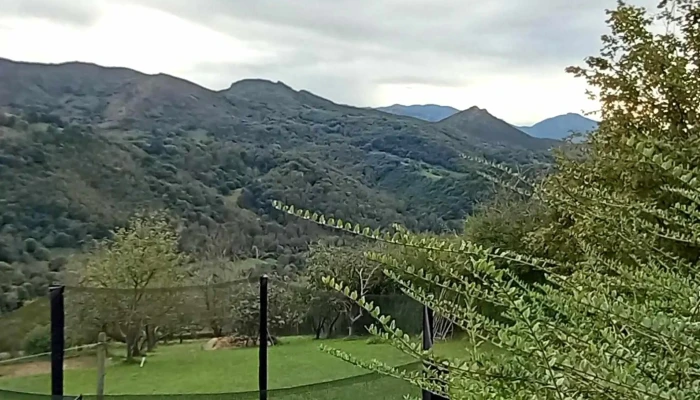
[96,332,107,399]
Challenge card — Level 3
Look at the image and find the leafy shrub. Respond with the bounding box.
[33,247,51,261]
[22,324,51,355]
[24,238,39,253]
[48,257,68,272]
[365,336,388,345]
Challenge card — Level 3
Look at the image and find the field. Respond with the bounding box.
[0,337,471,399]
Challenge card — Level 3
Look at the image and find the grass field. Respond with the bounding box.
[0,336,472,399]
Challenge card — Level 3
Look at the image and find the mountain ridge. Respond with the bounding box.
[0,58,555,151]
[437,106,558,150]
[372,102,598,142]
[0,57,557,317]
[376,104,460,122]
[0,59,553,241]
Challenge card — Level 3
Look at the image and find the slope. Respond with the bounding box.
[436,106,558,155]
[0,58,555,316]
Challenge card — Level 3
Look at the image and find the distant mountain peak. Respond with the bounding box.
[437,106,556,150]
[448,106,501,123]
[518,113,599,140]
[225,79,295,92]
[463,106,491,115]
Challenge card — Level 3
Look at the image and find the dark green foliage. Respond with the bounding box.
[0,117,540,267]
[48,256,67,272]
[21,324,51,355]
[0,62,552,313]
[462,193,554,283]
[23,238,38,253]
[32,247,51,261]
[0,113,16,127]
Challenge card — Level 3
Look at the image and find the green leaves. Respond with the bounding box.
[272,7,700,394]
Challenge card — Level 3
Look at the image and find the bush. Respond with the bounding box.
[365,336,389,345]
[24,238,39,253]
[0,113,16,128]
[48,257,68,272]
[33,247,51,261]
[272,336,288,346]
[22,324,51,355]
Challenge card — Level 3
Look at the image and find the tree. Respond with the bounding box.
[185,225,242,337]
[229,274,306,342]
[278,145,700,399]
[553,0,700,265]
[67,212,188,362]
[271,2,700,397]
[300,270,345,339]
[306,243,382,336]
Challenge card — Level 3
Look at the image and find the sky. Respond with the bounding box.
[1,0,659,125]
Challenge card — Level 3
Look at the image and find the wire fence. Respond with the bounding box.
[0,363,421,399]
[0,277,430,399]
[0,343,100,367]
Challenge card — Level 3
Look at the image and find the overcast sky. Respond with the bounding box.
[1,0,658,125]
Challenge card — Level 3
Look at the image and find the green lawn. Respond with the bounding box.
[0,336,477,399]
[0,337,418,397]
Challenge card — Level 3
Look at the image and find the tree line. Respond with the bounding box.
[0,210,422,359]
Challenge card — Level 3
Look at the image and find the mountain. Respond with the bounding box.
[518,113,599,140]
[437,106,558,152]
[0,58,555,316]
[375,104,460,122]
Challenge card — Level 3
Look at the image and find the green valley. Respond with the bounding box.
[0,58,554,316]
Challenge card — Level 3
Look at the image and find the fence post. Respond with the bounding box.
[259,275,268,400]
[49,285,65,400]
[422,306,433,400]
[96,332,107,399]
[422,306,449,400]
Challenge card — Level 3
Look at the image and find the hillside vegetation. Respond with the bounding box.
[0,58,553,315]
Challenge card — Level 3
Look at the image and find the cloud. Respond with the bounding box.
[3,0,103,26]
[134,0,655,68]
[373,76,471,88]
[133,0,656,100]
[0,0,661,124]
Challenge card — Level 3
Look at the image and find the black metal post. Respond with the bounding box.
[422,306,434,400]
[49,285,65,400]
[259,275,268,400]
[422,306,449,400]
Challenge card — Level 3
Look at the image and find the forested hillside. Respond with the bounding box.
[0,58,554,314]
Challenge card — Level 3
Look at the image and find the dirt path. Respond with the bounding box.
[0,357,96,379]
